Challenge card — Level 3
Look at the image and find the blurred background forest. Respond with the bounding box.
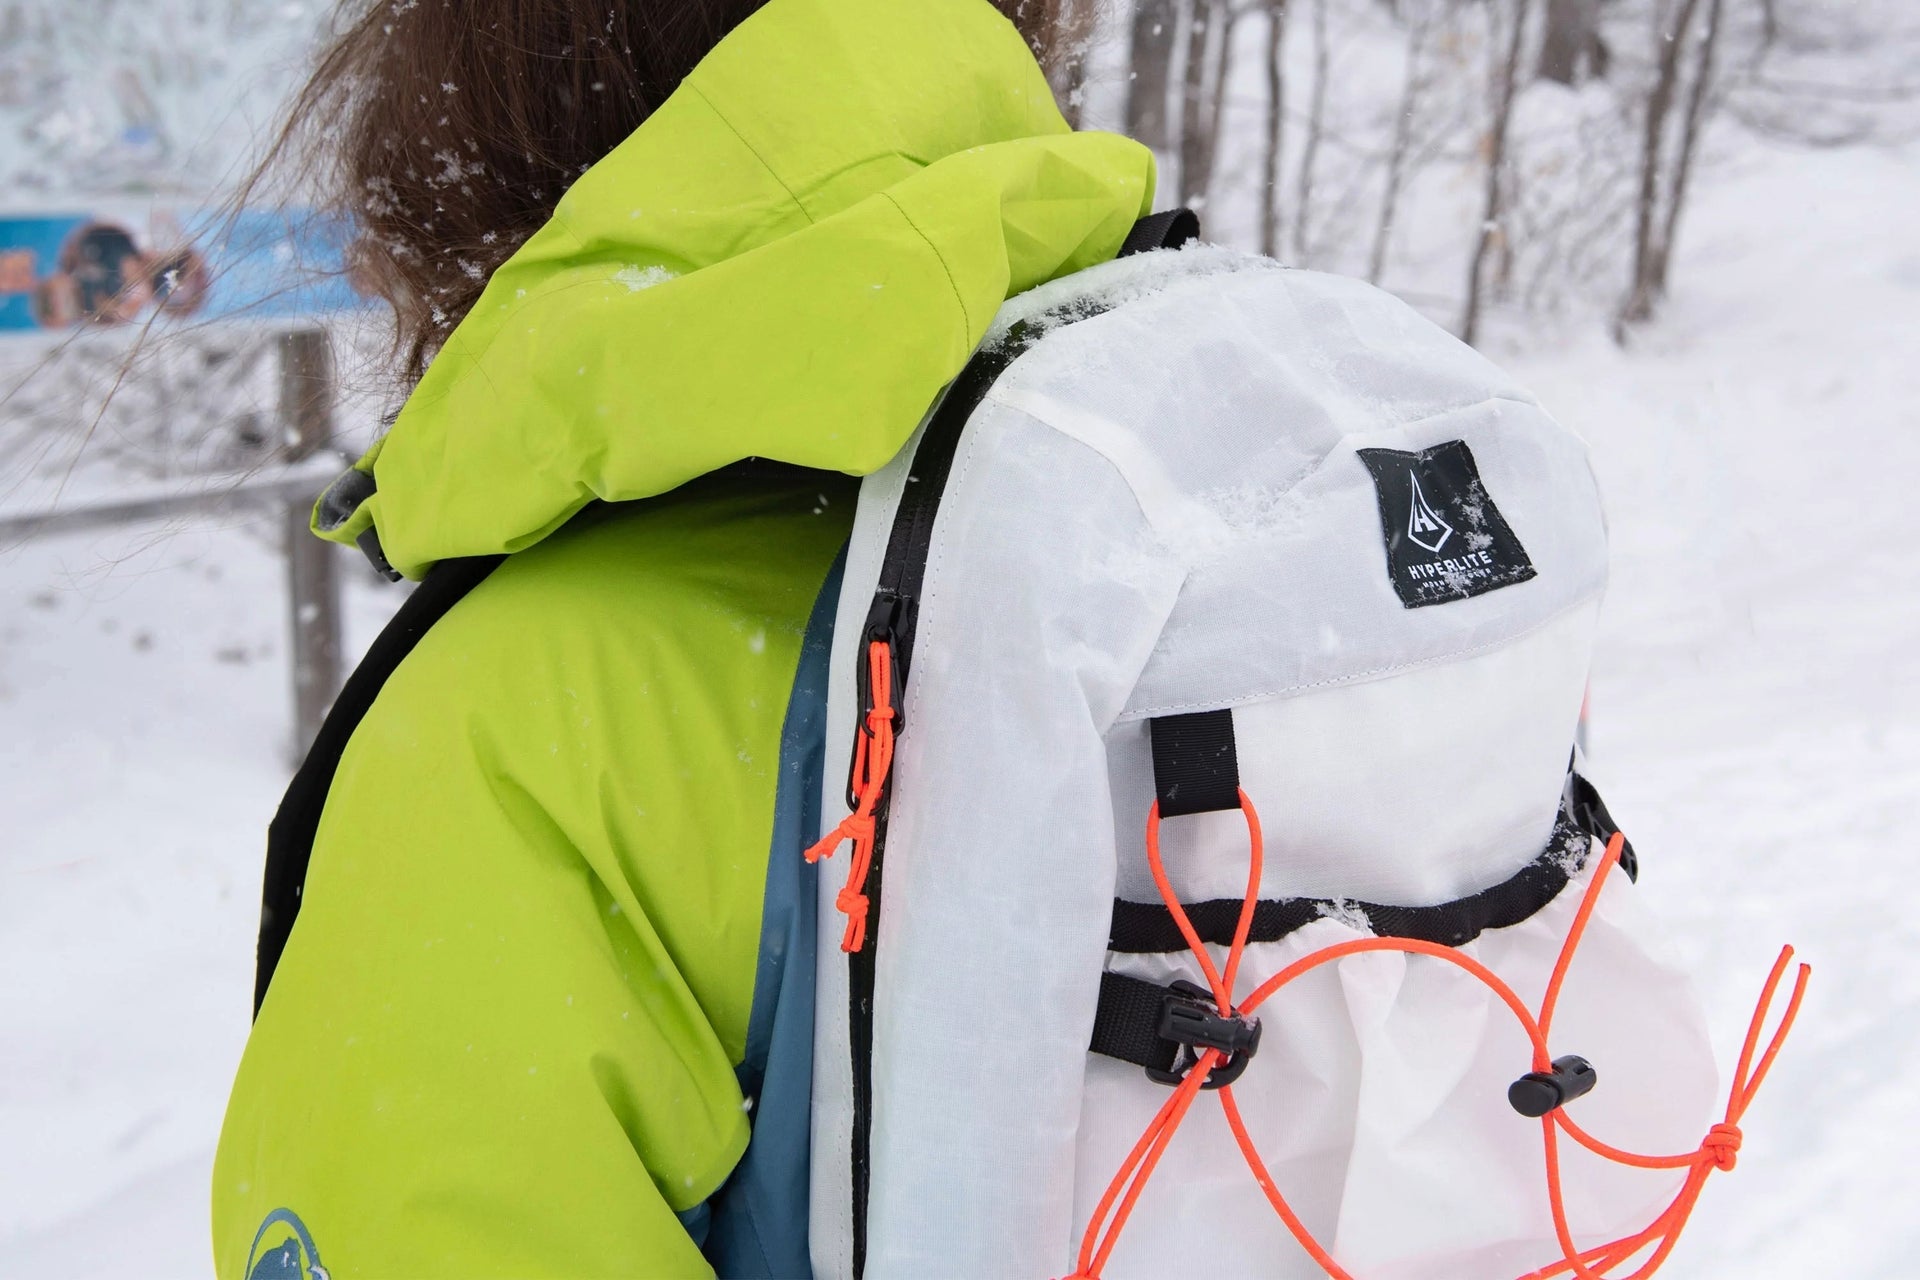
[2,1,1916,1275]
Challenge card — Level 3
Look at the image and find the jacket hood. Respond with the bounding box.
[317,0,1154,578]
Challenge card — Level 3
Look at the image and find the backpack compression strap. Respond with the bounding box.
[1088,708,1637,1080]
[1071,709,1805,1280]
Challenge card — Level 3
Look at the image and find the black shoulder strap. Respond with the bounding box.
[254,553,504,1015]
[1119,207,1201,257]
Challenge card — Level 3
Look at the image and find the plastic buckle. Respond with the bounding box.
[1146,979,1262,1091]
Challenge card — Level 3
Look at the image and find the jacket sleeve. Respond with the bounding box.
[212,492,846,1279]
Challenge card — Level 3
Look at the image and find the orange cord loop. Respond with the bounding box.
[803,639,899,953]
[1068,806,1810,1280]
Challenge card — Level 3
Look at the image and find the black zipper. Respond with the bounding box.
[845,338,1019,1278]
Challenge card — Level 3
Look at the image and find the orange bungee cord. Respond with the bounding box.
[805,638,898,953]
[1067,794,1809,1280]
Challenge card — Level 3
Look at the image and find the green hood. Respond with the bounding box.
[318,0,1154,579]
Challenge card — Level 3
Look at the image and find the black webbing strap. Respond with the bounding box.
[1149,709,1240,817]
[1119,207,1201,257]
[1089,773,1634,1071]
[1090,971,1186,1075]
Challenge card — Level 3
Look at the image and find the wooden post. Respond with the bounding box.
[280,329,341,758]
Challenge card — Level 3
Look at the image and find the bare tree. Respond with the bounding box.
[1368,1,1435,282]
[1127,0,1179,149]
[1292,0,1331,261]
[1658,0,1725,282]
[1260,0,1291,256]
[1461,0,1532,345]
[1179,0,1218,204]
[1197,0,1244,209]
[1619,0,1707,329]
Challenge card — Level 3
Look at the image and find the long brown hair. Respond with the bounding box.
[259,0,1072,382]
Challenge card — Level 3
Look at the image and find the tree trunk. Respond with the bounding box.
[1198,0,1241,210]
[1537,0,1599,84]
[1050,0,1102,127]
[1369,4,1431,282]
[1179,0,1218,206]
[1653,0,1723,297]
[1261,0,1290,256]
[1619,0,1703,330]
[1127,0,1179,149]
[1461,0,1532,345]
[1292,0,1330,261]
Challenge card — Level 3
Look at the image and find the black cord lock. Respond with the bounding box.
[1508,1054,1598,1118]
[1146,979,1263,1091]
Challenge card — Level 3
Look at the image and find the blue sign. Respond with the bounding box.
[0,208,365,333]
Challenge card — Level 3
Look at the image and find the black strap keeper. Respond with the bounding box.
[1149,709,1240,816]
[1118,208,1201,257]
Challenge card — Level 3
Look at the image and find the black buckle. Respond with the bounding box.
[1145,979,1262,1090]
[1569,773,1638,882]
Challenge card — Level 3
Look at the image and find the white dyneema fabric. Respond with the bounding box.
[813,253,1714,1280]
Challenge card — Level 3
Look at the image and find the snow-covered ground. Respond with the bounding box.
[0,514,394,1277]
[1505,137,1920,1276]
[2,131,1915,1280]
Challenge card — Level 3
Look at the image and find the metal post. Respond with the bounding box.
[280,329,342,758]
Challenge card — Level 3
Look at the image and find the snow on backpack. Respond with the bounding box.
[803,212,1807,1280]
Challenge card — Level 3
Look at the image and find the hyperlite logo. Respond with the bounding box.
[1405,472,1454,554]
[1357,440,1536,608]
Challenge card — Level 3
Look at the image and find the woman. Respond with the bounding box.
[215,0,1152,1276]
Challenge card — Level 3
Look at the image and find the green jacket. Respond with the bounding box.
[213,0,1152,1275]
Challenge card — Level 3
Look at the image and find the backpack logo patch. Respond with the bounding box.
[1357,441,1536,608]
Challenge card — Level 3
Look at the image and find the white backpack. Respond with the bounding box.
[803,238,1804,1280]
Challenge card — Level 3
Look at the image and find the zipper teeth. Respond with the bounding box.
[845,361,986,1280]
